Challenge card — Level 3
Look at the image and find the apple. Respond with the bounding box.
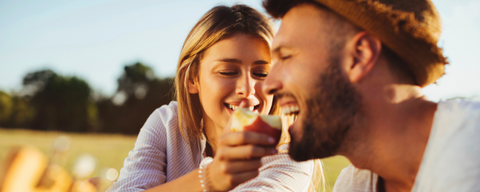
[230,108,282,145]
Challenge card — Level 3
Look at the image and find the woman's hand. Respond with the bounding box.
[207,100,278,191]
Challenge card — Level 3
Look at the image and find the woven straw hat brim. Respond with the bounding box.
[314,0,447,87]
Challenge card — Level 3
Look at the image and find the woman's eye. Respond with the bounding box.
[219,71,238,76]
[253,72,268,78]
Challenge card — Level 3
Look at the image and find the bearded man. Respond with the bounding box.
[261,0,480,191]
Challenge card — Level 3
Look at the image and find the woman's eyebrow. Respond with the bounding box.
[215,58,270,65]
[253,60,269,65]
[216,58,242,64]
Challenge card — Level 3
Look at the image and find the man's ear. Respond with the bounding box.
[343,31,382,83]
[188,78,199,94]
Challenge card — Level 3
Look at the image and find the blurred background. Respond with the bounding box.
[0,0,478,191]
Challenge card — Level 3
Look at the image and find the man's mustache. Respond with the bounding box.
[274,92,296,100]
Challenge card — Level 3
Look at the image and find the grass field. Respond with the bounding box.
[0,128,350,192]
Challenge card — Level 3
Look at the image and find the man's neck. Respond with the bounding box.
[341,84,438,192]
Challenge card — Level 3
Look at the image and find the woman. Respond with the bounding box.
[107,4,316,192]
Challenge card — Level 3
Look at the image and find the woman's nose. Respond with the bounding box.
[235,73,256,97]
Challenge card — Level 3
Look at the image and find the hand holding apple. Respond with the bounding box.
[230,108,282,145]
[206,101,280,191]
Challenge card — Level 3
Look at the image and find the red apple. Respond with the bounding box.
[231,108,282,145]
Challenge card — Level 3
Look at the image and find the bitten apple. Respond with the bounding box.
[230,108,282,145]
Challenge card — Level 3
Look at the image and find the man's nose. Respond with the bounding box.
[236,73,256,97]
[263,64,282,96]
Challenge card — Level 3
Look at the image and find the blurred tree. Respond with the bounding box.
[2,63,173,134]
[22,69,97,132]
[98,62,174,134]
[116,62,156,100]
[0,91,35,128]
[9,95,36,128]
[0,91,13,125]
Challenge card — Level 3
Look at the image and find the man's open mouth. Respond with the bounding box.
[282,105,300,116]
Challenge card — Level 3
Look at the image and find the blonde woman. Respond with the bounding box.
[107,4,317,192]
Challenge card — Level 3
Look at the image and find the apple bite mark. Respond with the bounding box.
[230,108,282,145]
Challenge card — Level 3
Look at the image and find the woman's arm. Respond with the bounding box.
[231,146,315,192]
[142,168,202,192]
[108,102,279,192]
[144,131,278,192]
[106,109,169,191]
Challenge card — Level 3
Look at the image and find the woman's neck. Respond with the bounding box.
[203,117,223,156]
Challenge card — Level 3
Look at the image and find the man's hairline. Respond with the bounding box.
[270,2,349,55]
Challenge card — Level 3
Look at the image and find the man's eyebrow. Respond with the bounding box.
[272,46,291,55]
[272,46,282,54]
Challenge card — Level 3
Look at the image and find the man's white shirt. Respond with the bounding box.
[333,98,480,192]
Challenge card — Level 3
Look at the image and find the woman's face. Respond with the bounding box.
[188,33,274,132]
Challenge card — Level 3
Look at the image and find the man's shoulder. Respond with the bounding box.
[438,98,480,115]
[434,98,480,133]
[413,98,480,191]
[430,97,480,153]
[333,164,378,192]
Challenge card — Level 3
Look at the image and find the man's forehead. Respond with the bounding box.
[284,3,322,18]
[272,3,327,52]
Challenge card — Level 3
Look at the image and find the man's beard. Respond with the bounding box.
[288,58,363,161]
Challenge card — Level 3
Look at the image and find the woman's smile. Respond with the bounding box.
[223,102,261,113]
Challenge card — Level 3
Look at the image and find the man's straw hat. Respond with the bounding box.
[314,0,447,87]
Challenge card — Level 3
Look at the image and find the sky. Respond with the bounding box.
[0,0,479,101]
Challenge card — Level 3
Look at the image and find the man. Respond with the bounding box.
[261,0,480,191]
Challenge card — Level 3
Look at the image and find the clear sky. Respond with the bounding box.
[0,0,479,101]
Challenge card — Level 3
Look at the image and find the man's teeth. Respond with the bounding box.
[282,106,299,115]
[228,104,254,111]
